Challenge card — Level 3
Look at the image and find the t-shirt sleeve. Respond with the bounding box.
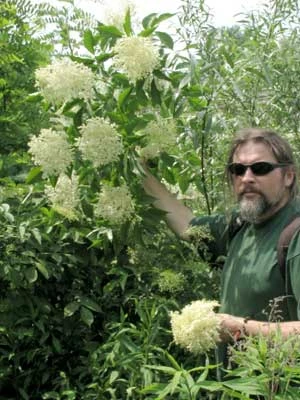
[285,231,300,320]
[189,214,229,264]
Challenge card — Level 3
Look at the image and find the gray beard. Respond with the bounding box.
[239,195,270,224]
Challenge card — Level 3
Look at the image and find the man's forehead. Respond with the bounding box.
[233,140,273,157]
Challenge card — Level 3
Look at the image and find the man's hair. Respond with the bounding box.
[226,128,298,199]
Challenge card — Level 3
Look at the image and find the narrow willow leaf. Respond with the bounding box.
[123,8,132,36]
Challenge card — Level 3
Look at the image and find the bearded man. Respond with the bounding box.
[142,128,300,344]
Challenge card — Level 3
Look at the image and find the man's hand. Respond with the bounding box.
[218,313,245,342]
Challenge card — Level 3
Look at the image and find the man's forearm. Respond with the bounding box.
[244,319,300,337]
[219,313,300,341]
[142,168,194,239]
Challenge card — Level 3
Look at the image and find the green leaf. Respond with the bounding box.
[141,13,175,29]
[64,301,80,317]
[25,267,38,283]
[155,31,174,49]
[98,25,123,39]
[52,335,62,353]
[223,377,265,395]
[197,380,223,392]
[151,80,161,106]
[26,167,42,184]
[18,388,29,400]
[139,27,157,37]
[83,29,95,54]
[118,87,132,109]
[80,297,102,312]
[41,392,60,399]
[123,7,132,36]
[152,13,175,25]
[80,306,94,327]
[170,371,182,394]
[31,228,42,245]
[165,352,181,370]
[177,175,189,193]
[145,365,178,375]
[35,262,49,279]
[96,52,114,63]
[142,13,157,29]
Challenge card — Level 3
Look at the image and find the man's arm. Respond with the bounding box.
[142,165,194,239]
[219,313,300,341]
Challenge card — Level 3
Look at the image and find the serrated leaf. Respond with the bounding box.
[80,306,94,327]
[64,301,80,317]
[83,29,95,54]
[156,31,174,49]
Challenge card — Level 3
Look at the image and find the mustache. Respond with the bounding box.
[238,187,262,200]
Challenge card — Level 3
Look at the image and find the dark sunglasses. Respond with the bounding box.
[228,161,291,176]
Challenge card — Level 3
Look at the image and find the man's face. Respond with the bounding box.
[231,141,294,223]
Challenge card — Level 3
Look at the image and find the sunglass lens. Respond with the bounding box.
[251,162,274,175]
[229,163,246,175]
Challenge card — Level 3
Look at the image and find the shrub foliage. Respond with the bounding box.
[1,0,300,399]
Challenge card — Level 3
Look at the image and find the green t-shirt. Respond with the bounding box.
[191,200,300,322]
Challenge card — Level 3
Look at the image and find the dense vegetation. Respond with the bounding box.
[1,0,300,398]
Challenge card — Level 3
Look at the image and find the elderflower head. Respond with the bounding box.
[170,300,220,354]
[45,173,80,220]
[157,270,186,294]
[103,0,138,31]
[113,37,160,83]
[28,128,73,177]
[140,118,178,159]
[77,117,123,168]
[35,59,95,105]
[94,184,134,225]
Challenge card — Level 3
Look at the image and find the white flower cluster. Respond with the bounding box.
[35,59,95,105]
[170,300,220,354]
[77,117,123,168]
[103,0,138,31]
[113,37,160,83]
[28,128,73,177]
[140,118,178,159]
[94,184,134,224]
[45,173,80,220]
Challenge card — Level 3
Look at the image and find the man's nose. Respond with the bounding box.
[240,167,255,181]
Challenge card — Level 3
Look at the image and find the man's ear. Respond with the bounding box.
[284,166,296,189]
